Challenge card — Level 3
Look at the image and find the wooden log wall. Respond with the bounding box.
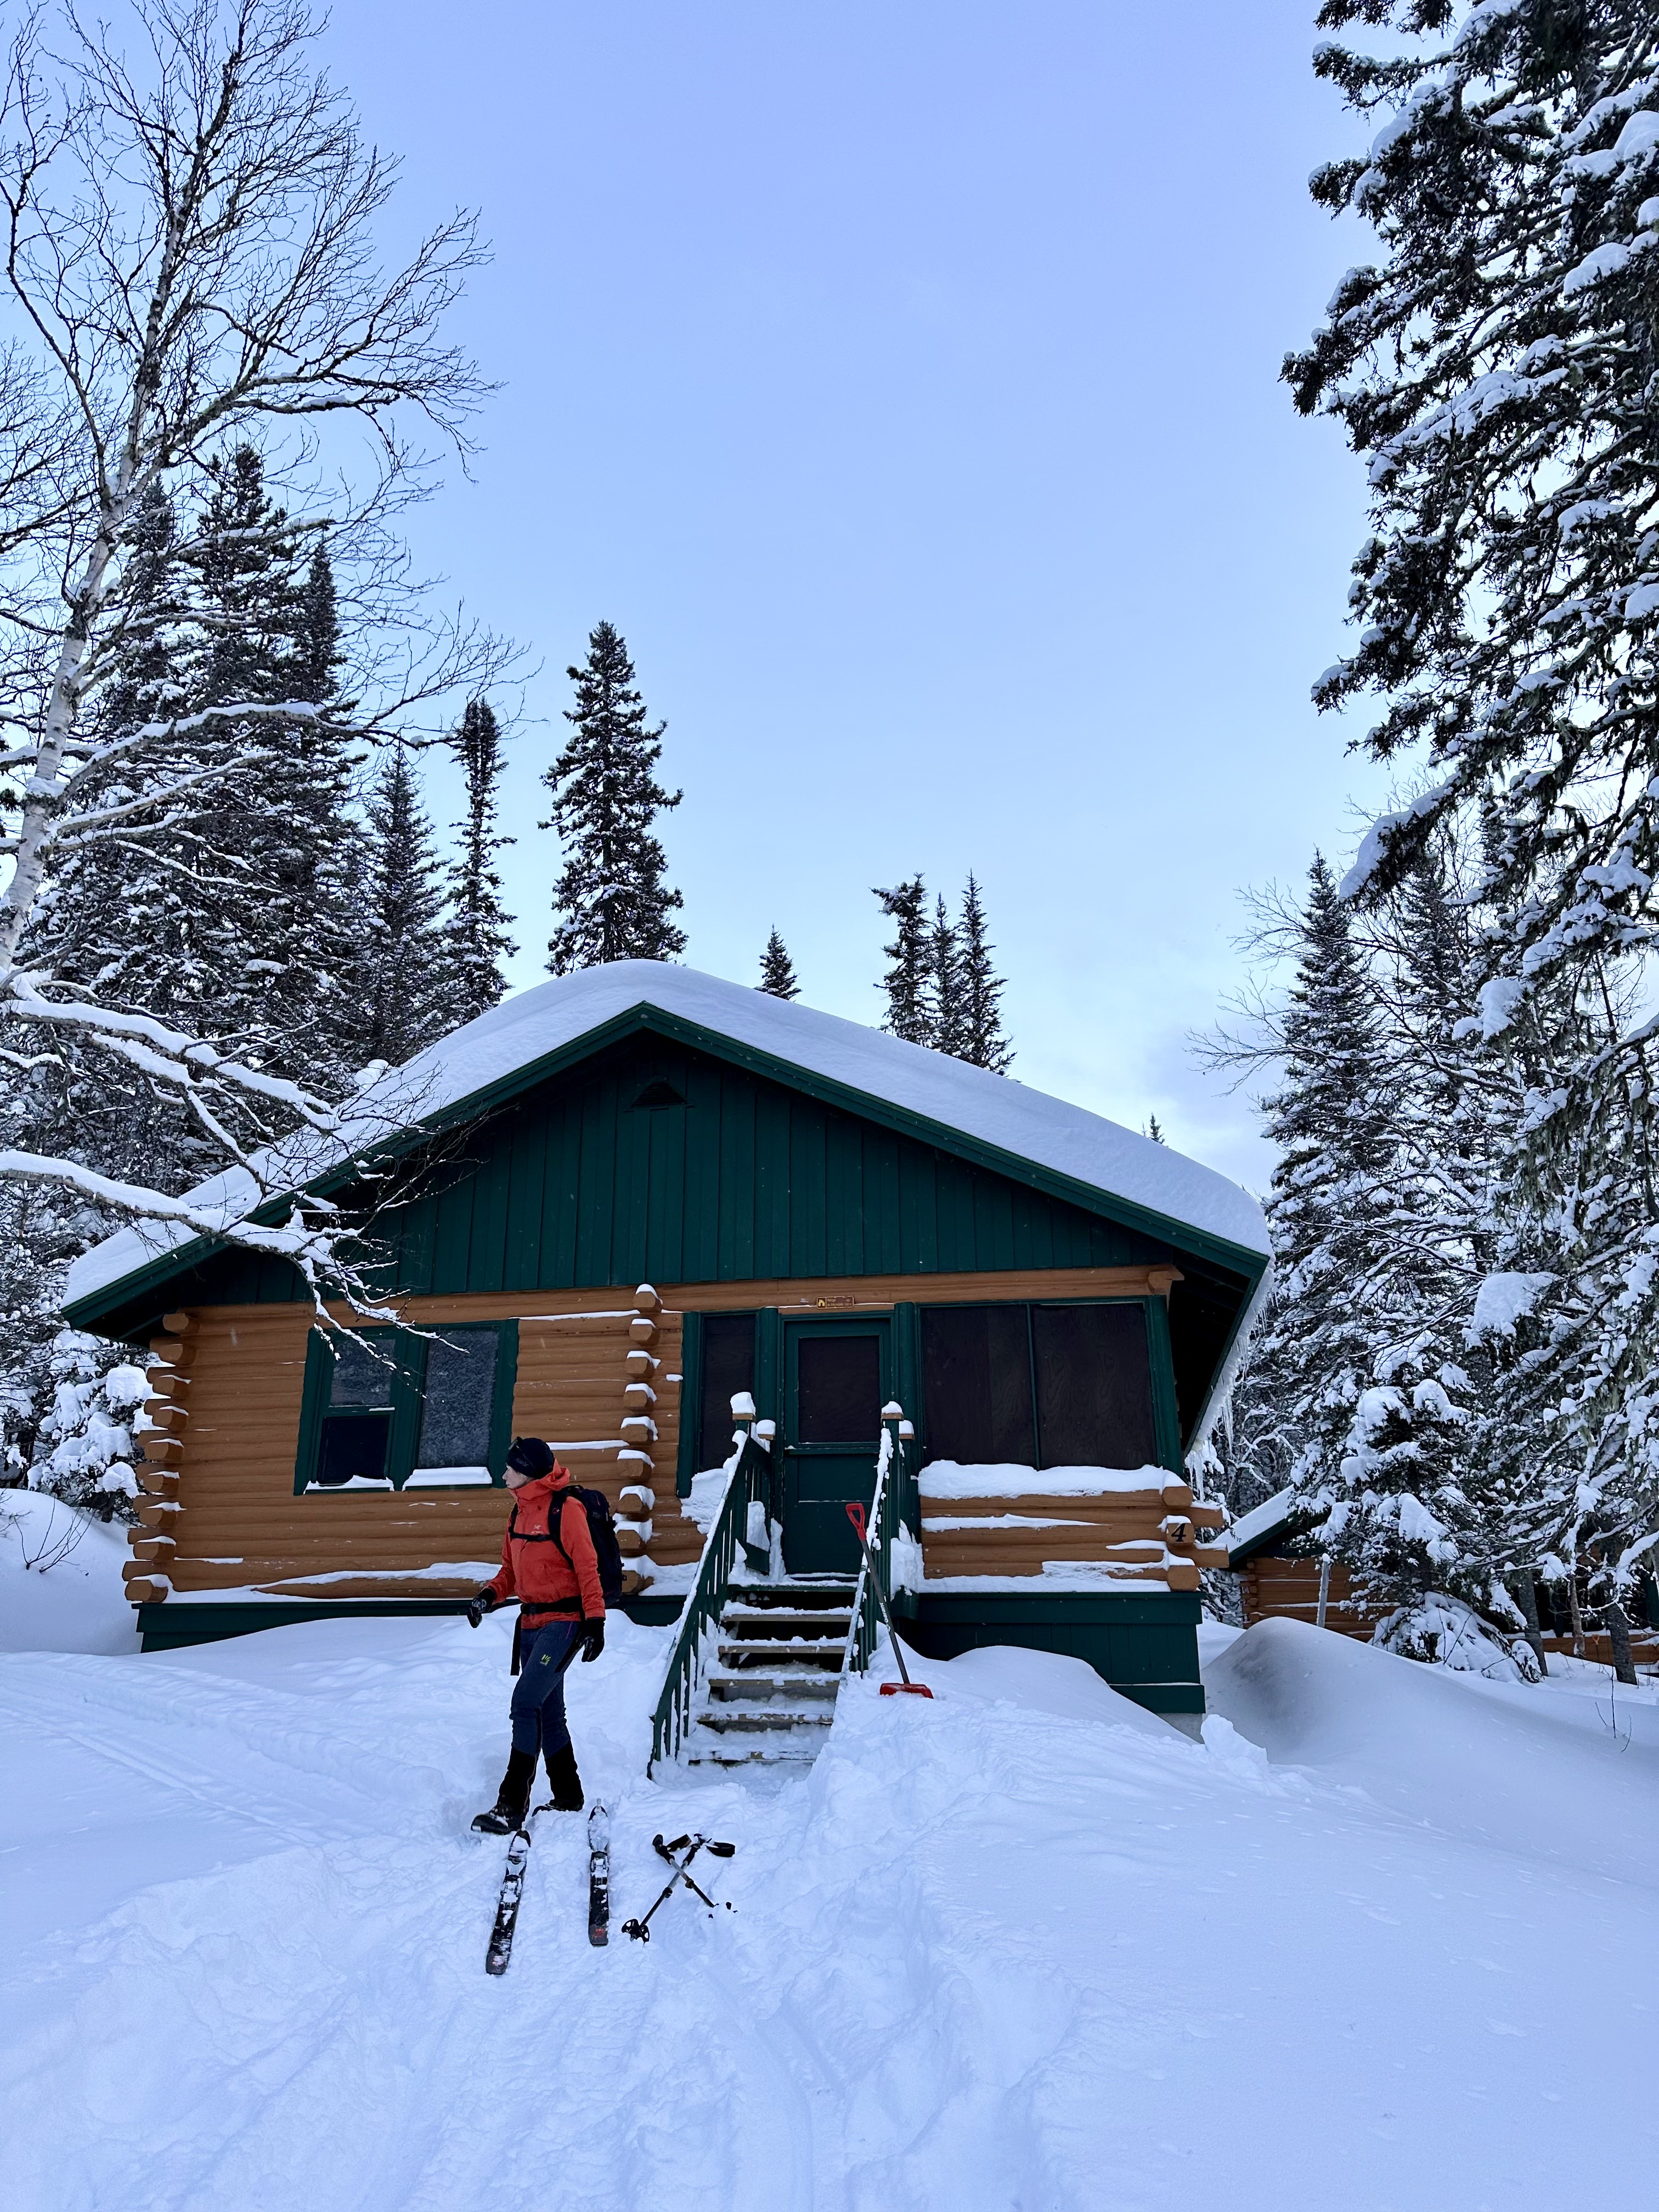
[1237,1555,1389,1639]
[918,1476,1227,1592]
[121,1262,1190,1609]
[1537,1631,1659,1671]
[124,1286,693,1606]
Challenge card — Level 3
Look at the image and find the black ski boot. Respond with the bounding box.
[546,1742,585,1812]
[472,1747,537,1835]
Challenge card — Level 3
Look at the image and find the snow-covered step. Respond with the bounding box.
[673,1576,859,1779]
[696,1703,836,1733]
[684,1742,822,1770]
[716,1638,846,1671]
[706,1671,841,1703]
[721,1606,854,1635]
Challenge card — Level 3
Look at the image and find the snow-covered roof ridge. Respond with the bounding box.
[65,961,1269,1311]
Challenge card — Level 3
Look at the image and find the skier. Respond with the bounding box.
[467,1437,606,1834]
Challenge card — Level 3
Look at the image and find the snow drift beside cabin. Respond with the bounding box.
[65,962,1269,1311]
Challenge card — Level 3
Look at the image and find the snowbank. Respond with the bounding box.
[1205,1615,1659,1890]
[66,962,1269,1314]
[3,1610,1656,2208]
[0,1490,139,1656]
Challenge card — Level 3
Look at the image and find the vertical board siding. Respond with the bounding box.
[155,1036,1199,1314]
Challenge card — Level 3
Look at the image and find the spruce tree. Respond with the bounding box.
[446,697,516,1025]
[1291,3,1659,1630]
[956,872,1012,1072]
[759,928,799,1000]
[874,876,932,1044]
[361,739,450,1065]
[927,895,964,1057]
[21,453,366,1162]
[1241,857,1395,1508]
[543,623,685,972]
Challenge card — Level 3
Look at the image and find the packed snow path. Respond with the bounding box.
[3,1604,1657,2209]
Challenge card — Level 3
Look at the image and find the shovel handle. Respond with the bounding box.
[844,1498,912,1686]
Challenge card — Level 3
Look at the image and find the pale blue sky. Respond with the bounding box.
[323,1,1393,1192]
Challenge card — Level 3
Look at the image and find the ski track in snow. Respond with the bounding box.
[2,1609,1657,2210]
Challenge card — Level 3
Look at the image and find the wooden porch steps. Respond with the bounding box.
[683,1578,857,1773]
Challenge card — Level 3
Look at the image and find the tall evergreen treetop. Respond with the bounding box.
[956,872,1012,1072]
[759,928,799,1000]
[927,895,964,1058]
[874,871,1012,1066]
[543,622,685,973]
[1246,856,1396,1510]
[24,447,367,1121]
[1293,2,1659,1604]
[446,696,516,1025]
[362,738,449,1066]
[874,876,931,1044]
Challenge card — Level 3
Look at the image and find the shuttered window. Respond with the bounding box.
[919,1301,1158,1471]
[697,1312,758,1472]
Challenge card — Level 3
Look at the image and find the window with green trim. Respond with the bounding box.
[294,1322,520,1494]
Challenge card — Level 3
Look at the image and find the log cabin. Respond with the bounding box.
[64,962,1271,1723]
[1226,1488,1659,1668]
[1223,1488,1389,1639]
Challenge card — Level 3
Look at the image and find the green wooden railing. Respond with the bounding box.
[647,1429,772,1775]
[844,1412,906,1677]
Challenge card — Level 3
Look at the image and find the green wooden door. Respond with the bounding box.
[780,1317,891,1575]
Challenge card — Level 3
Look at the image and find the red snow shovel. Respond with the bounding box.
[845,1500,933,1698]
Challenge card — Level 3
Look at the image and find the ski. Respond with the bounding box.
[484,1803,548,1977]
[588,1802,611,1947]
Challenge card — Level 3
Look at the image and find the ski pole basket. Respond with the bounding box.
[647,1426,774,1775]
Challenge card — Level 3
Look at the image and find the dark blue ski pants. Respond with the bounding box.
[510,1620,580,1758]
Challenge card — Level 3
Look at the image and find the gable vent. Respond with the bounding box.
[630,1079,687,1110]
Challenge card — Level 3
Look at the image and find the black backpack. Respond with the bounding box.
[546,1482,627,1607]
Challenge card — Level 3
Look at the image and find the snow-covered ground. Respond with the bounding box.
[4,1554,1656,2209]
[2,1490,141,1656]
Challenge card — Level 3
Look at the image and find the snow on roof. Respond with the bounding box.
[1223,1486,1313,1562]
[65,961,1269,1312]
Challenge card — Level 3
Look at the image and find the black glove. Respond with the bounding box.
[580,1615,605,1663]
[466,1589,498,1629]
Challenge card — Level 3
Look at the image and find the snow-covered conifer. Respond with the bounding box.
[1292,2,1659,1630]
[927,895,964,1058]
[956,872,1012,1072]
[543,624,685,972]
[445,697,516,1025]
[1241,857,1394,1506]
[874,876,931,1044]
[29,1333,149,1517]
[759,929,799,1000]
[360,740,450,1065]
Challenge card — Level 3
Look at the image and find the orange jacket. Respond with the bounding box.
[487,1469,605,1621]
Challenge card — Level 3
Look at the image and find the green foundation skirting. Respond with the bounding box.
[892,1589,1205,1717]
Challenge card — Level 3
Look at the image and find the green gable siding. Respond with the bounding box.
[120,1035,1190,1324]
[366,1039,1171,1295]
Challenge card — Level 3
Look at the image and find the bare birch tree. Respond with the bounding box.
[0,0,505,1300]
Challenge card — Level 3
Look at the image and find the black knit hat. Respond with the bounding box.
[506,1436,556,1479]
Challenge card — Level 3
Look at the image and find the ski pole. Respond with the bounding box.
[845,1500,933,1697]
[623,1833,736,1942]
[652,1829,732,1910]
